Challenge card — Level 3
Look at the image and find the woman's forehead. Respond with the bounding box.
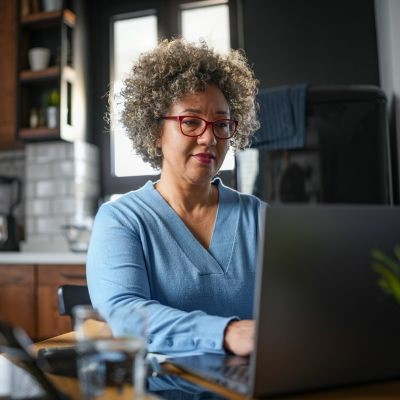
[170,85,230,113]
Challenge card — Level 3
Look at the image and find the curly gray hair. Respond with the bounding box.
[119,38,259,169]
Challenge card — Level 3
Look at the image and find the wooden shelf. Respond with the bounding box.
[15,1,78,144]
[20,66,60,82]
[21,9,75,28]
[19,127,59,140]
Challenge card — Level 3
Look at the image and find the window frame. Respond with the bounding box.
[90,0,240,198]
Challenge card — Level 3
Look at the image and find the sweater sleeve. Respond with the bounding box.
[86,203,237,355]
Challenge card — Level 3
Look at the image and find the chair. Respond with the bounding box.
[57,284,92,327]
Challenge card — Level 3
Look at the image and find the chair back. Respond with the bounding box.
[57,284,92,326]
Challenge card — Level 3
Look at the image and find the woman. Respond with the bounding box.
[87,38,264,356]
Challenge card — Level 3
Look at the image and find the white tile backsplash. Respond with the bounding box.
[53,160,74,177]
[26,163,53,180]
[36,180,68,197]
[52,196,76,215]
[23,142,100,251]
[26,198,51,216]
[22,234,70,252]
[26,217,36,235]
[25,145,35,162]
[35,142,69,163]
[25,182,35,199]
[36,215,67,234]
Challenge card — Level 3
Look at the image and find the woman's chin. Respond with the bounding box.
[185,169,217,185]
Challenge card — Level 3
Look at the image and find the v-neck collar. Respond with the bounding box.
[142,179,239,275]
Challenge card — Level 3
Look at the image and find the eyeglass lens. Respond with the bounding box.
[180,116,235,138]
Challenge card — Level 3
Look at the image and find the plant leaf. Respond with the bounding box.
[371,249,400,276]
[372,264,400,303]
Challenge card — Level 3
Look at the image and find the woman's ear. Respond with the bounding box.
[155,138,163,157]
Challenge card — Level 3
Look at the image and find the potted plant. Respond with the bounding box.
[43,89,60,129]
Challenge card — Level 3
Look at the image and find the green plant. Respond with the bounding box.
[371,245,400,303]
[43,89,60,107]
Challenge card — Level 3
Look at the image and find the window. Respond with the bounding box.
[94,0,239,196]
[181,1,230,53]
[111,12,158,178]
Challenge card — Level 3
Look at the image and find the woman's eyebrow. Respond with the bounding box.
[181,108,201,114]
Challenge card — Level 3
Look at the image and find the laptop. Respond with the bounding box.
[168,205,400,398]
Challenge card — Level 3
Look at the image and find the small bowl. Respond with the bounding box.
[62,224,91,253]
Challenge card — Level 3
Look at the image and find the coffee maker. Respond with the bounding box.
[0,176,21,251]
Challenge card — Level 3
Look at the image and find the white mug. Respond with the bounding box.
[28,47,51,71]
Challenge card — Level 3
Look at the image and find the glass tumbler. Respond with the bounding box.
[73,305,147,400]
[73,305,112,399]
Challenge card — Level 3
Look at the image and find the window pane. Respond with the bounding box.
[112,14,158,177]
[181,2,234,171]
[181,3,230,53]
[111,4,234,178]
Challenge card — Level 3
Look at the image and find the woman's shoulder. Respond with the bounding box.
[103,180,155,206]
[96,180,157,222]
[214,178,267,210]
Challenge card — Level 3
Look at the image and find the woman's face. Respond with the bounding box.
[158,85,230,186]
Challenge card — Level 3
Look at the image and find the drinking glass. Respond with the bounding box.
[73,305,147,400]
[107,306,148,398]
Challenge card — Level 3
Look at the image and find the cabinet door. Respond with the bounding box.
[37,265,86,339]
[0,0,21,149]
[0,265,35,337]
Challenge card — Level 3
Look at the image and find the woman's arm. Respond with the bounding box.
[223,320,254,356]
[86,203,238,355]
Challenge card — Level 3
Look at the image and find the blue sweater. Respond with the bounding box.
[87,179,265,354]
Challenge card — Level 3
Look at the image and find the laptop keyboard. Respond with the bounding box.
[211,364,249,383]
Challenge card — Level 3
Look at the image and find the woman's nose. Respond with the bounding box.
[197,124,216,145]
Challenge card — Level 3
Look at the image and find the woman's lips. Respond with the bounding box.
[193,153,216,164]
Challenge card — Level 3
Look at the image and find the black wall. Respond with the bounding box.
[241,0,379,88]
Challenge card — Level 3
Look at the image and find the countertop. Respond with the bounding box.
[0,252,86,265]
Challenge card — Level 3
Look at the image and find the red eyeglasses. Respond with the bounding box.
[161,115,238,139]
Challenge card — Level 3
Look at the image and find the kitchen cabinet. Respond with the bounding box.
[0,265,36,337]
[0,1,22,149]
[37,264,86,339]
[0,263,86,340]
[17,0,77,142]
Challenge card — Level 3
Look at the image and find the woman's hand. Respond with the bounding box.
[223,320,254,356]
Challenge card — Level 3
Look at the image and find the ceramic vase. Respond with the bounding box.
[46,106,59,128]
[28,47,51,71]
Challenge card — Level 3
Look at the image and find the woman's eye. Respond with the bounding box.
[215,121,228,129]
[183,119,201,127]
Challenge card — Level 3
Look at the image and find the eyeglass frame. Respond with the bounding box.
[161,115,238,139]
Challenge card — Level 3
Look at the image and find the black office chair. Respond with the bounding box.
[57,284,92,327]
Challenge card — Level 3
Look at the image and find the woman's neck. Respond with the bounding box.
[155,175,217,214]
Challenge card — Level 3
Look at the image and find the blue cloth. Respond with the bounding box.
[87,178,266,355]
[252,83,308,149]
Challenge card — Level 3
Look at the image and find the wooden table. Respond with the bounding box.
[34,329,158,400]
[35,329,400,400]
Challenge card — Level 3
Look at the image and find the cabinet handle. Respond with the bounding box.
[60,273,86,281]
